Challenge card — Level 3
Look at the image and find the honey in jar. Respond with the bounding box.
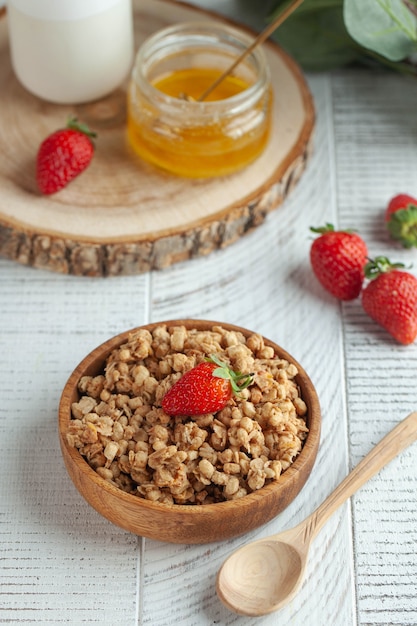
[127,22,272,178]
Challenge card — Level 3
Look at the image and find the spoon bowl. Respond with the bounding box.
[217,411,417,616]
[217,536,305,616]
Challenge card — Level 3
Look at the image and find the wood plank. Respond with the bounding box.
[0,264,150,624]
[332,69,417,626]
[1,5,416,626]
[145,73,356,625]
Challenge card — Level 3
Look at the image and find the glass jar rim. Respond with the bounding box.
[131,20,270,114]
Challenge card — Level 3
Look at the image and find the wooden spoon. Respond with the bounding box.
[196,0,305,101]
[216,411,417,616]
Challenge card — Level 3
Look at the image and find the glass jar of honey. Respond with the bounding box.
[127,22,272,178]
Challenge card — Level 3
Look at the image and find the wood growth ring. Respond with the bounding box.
[0,0,315,276]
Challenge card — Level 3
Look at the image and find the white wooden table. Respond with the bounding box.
[1,2,417,624]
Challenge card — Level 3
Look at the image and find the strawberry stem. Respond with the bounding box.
[207,354,253,394]
[310,223,356,235]
[310,223,335,234]
[364,256,405,280]
[66,117,97,140]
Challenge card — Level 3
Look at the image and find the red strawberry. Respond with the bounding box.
[36,118,96,194]
[385,193,417,248]
[310,224,368,300]
[161,355,253,416]
[362,257,417,345]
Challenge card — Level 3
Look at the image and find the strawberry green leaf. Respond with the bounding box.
[364,256,406,279]
[387,205,417,248]
[212,367,230,380]
[310,223,356,235]
[310,223,336,234]
[67,117,97,140]
[207,355,253,394]
[208,354,228,368]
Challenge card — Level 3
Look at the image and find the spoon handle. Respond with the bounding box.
[307,411,417,541]
[197,0,304,102]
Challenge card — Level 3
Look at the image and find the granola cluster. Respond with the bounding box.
[67,324,309,505]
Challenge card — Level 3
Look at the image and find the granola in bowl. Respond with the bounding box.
[66,323,309,505]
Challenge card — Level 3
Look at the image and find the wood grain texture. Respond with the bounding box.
[216,413,417,617]
[332,69,417,626]
[0,0,314,277]
[58,319,321,544]
[1,4,417,625]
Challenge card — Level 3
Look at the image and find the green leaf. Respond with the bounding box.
[344,0,417,61]
[364,256,405,279]
[207,354,253,394]
[270,0,343,15]
[405,0,417,18]
[268,0,363,70]
[66,117,97,139]
[310,223,336,234]
[386,205,417,248]
[212,367,230,380]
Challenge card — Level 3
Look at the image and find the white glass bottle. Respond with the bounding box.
[7,0,134,104]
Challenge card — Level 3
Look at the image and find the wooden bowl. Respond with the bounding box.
[58,320,321,544]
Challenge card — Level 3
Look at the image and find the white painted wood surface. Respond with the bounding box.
[1,1,417,624]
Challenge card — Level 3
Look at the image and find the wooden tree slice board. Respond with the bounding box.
[0,0,315,277]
